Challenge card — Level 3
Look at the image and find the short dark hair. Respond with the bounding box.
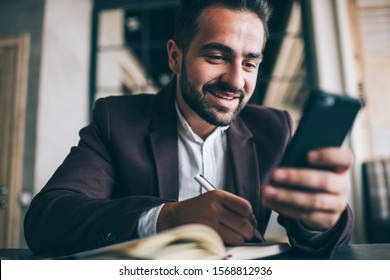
[174,0,272,54]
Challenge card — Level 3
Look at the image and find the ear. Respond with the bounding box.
[167,39,182,74]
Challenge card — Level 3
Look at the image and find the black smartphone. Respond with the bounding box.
[280,90,363,168]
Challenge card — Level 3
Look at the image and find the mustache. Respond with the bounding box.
[202,82,244,98]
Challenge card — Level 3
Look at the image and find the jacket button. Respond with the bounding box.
[97,232,117,244]
[105,232,117,241]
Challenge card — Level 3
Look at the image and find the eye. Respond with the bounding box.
[205,54,226,63]
[245,62,257,68]
[243,61,259,71]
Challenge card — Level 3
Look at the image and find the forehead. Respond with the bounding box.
[190,6,265,54]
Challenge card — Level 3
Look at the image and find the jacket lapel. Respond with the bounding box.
[147,81,180,200]
[227,118,261,217]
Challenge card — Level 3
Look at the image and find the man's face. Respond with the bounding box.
[176,7,265,126]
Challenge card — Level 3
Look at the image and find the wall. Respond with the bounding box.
[35,0,92,194]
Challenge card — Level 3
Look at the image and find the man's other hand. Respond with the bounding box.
[157,190,257,245]
[263,147,354,230]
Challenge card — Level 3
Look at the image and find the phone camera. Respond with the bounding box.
[319,95,335,107]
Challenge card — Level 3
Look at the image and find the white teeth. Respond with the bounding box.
[213,92,234,100]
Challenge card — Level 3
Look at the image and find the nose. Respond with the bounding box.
[221,62,245,91]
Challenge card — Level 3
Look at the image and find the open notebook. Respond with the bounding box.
[63,224,291,260]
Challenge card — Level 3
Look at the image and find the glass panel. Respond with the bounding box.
[262,36,307,124]
[95,5,177,101]
[261,0,308,128]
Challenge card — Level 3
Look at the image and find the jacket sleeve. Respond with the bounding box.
[279,205,354,256]
[24,98,171,257]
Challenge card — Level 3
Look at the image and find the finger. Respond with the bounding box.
[307,147,354,173]
[218,209,255,241]
[217,223,245,246]
[263,184,347,213]
[300,210,345,230]
[265,198,344,230]
[271,168,349,195]
[206,191,257,239]
[213,190,254,220]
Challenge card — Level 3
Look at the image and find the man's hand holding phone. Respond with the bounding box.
[262,147,354,230]
[262,90,361,231]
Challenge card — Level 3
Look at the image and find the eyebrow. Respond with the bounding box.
[200,42,263,60]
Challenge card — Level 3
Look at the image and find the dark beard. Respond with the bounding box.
[179,61,246,126]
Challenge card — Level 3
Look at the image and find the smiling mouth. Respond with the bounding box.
[208,90,241,101]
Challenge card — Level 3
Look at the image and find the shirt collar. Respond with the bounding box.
[175,102,229,143]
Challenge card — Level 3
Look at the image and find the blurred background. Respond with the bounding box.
[0,0,389,248]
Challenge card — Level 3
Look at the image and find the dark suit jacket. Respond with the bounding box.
[24,81,353,256]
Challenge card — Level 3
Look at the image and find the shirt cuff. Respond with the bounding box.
[137,204,165,238]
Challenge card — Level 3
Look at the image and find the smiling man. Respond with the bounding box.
[24,0,353,257]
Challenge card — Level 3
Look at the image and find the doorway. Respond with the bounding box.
[0,34,29,247]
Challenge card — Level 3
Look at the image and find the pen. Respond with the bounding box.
[194,174,215,192]
[194,174,266,243]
